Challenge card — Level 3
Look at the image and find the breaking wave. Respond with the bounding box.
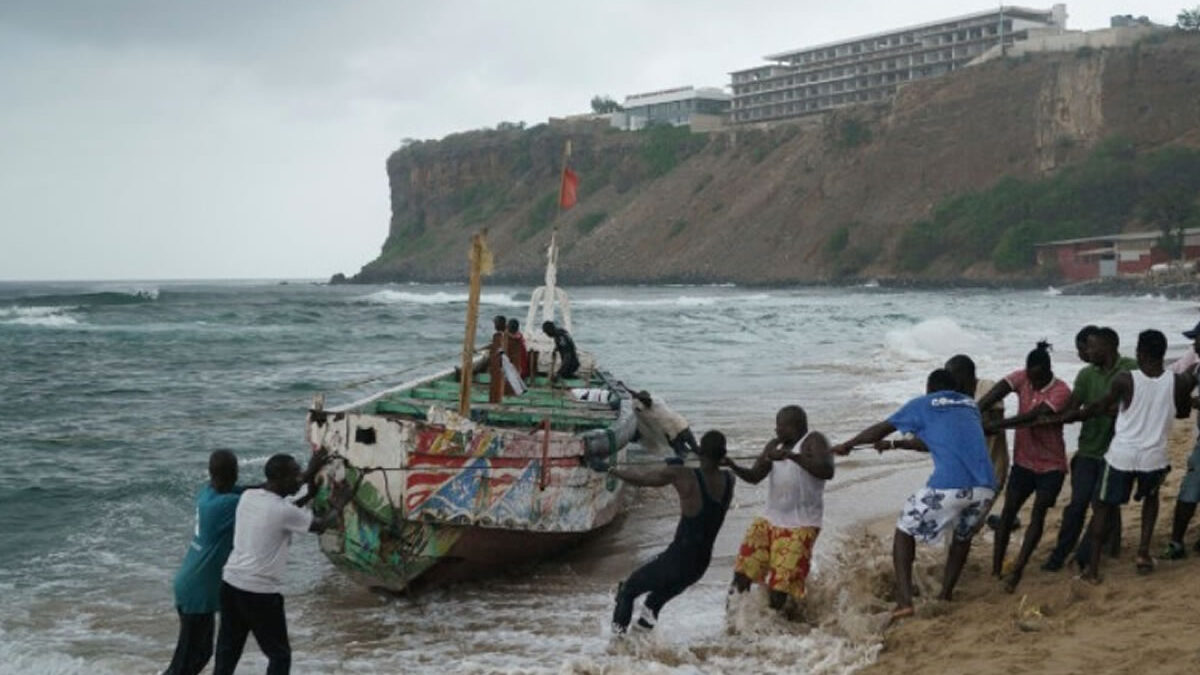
[0,306,79,327]
[358,290,524,307]
[883,317,981,362]
[572,293,774,308]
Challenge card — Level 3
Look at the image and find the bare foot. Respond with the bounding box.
[1003,568,1023,594]
[886,605,915,628]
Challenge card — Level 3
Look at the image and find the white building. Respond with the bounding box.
[730,4,1068,124]
[610,86,731,131]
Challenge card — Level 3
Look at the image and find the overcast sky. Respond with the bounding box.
[0,1,1189,281]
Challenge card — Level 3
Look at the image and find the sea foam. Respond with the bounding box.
[359,290,524,307]
[0,306,79,327]
[883,317,981,362]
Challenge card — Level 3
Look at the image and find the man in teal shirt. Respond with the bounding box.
[1044,327,1137,571]
[165,449,243,675]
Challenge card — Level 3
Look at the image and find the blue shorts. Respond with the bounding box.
[1179,436,1200,504]
[1097,463,1168,506]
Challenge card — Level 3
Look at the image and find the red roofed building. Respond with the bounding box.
[1034,228,1200,281]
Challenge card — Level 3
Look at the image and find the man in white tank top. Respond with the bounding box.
[1079,329,1193,582]
[725,406,834,616]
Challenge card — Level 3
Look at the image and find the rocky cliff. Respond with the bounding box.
[350,33,1200,284]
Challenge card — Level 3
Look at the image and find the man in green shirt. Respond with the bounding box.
[1043,327,1136,571]
[166,450,243,675]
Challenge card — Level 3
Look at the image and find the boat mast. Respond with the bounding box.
[525,140,575,339]
[459,230,490,415]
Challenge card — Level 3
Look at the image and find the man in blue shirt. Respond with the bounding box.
[833,368,996,623]
[165,449,243,675]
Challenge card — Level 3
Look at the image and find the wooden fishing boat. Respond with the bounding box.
[305,232,636,591]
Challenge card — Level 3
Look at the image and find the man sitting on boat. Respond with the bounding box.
[632,389,699,460]
[542,320,580,382]
[607,431,734,634]
[506,318,529,379]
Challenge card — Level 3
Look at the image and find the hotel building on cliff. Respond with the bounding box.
[610,86,731,131]
[730,4,1069,124]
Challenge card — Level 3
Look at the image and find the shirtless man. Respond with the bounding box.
[608,431,734,633]
[726,406,834,615]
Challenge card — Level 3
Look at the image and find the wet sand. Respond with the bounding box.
[861,421,1200,675]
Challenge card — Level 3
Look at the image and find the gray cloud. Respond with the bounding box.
[0,1,1187,280]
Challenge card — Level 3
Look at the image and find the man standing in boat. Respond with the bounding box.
[607,431,735,634]
[213,451,342,675]
[542,320,580,382]
[165,449,243,675]
[726,405,834,617]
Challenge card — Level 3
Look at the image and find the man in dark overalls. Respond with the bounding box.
[607,431,734,633]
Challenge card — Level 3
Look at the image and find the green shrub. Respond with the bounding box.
[826,225,850,254]
[576,211,607,233]
[836,118,872,149]
[894,139,1200,273]
[520,190,559,240]
[669,219,688,237]
[834,243,881,277]
[639,125,707,178]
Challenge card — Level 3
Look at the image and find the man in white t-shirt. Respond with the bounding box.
[213,451,339,675]
[1079,330,1192,582]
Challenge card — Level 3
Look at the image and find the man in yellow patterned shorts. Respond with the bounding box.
[726,406,834,613]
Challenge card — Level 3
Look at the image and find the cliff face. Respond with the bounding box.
[353,34,1200,284]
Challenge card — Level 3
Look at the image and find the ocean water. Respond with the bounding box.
[0,280,1193,674]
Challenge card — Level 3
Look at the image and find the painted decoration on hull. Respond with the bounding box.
[308,406,626,589]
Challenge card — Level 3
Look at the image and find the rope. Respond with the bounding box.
[328,452,767,475]
[331,348,483,392]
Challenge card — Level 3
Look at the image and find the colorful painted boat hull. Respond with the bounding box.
[306,368,635,592]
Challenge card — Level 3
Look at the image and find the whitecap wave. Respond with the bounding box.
[883,317,981,362]
[0,306,80,327]
[573,293,773,308]
[359,290,523,307]
[1044,286,1062,296]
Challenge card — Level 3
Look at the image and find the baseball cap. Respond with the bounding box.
[1184,320,1200,339]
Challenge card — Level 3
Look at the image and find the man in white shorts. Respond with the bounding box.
[632,389,699,460]
[833,368,997,622]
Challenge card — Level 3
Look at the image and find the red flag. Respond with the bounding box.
[559,167,579,210]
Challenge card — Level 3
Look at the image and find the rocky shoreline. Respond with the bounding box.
[1057,275,1200,300]
[331,268,1200,301]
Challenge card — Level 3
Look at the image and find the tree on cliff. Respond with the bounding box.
[1180,6,1200,30]
[1138,146,1200,258]
[590,95,623,113]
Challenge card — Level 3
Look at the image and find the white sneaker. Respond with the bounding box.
[633,604,657,631]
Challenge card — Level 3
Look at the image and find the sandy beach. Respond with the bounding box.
[860,420,1200,675]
